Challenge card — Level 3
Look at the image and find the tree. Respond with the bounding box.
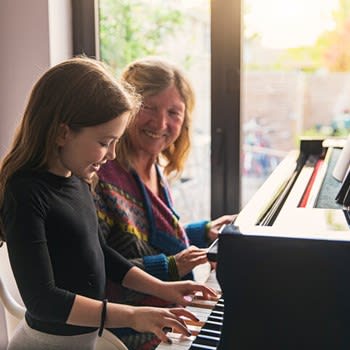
[322,1,350,72]
[99,0,185,76]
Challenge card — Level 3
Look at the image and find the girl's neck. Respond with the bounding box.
[47,157,71,177]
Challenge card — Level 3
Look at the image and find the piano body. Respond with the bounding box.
[216,137,350,349]
[157,138,350,349]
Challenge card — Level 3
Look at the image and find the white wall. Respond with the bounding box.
[0,0,73,159]
[0,0,73,339]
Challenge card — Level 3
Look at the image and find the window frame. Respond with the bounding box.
[71,0,242,218]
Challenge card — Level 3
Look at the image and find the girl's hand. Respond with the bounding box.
[156,280,219,306]
[130,306,198,344]
[207,214,237,242]
[174,246,208,277]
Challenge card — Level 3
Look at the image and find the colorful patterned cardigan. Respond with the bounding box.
[95,161,209,302]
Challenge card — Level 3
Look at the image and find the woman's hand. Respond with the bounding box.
[129,306,197,344]
[155,280,219,307]
[174,245,208,277]
[207,214,237,242]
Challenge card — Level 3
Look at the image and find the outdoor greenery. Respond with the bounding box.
[99,0,185,76]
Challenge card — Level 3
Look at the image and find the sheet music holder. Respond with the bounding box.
[336,167,350,207]
[332,135,350,182]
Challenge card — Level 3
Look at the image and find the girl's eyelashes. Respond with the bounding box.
[99,140,114,148]
[100,138,120,148]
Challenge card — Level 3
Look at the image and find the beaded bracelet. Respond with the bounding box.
[167,256,180,281]
[98,299,108,337]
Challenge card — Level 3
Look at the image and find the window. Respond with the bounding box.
[73,0,241,219]
[242,0,350,205]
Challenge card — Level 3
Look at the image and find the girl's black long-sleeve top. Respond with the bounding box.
[1,170,133,335]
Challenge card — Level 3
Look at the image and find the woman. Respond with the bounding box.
[0,57,217,350]
[95,57,235,350]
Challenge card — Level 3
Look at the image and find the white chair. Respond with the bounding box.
[0,275,25,350]
[96,329,128,350]
[0,245,25,350]
[0,277,127,350]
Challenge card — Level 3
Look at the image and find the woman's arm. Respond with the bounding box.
[186,215,237,244]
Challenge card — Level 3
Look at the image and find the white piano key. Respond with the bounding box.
[207,314,223,321]
[156,332,195,349]
[196,333,221,342]
[185,306,212,322]
[211,309,224,316]
[188,299,219,309]
[190,344,217,350]
[198,328,221,336]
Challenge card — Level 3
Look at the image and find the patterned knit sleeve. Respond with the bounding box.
[185,220,210,248]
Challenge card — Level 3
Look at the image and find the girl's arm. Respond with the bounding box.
[67,265,217,341]
[66,294,194,343]
[122,266,218,305]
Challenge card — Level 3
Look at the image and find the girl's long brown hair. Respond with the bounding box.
[0,57,140,244]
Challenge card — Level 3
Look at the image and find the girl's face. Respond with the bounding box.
[51,112,130,179]
[128,84,185,159]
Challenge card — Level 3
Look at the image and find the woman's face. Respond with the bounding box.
[51,112,130,179]
[128,84,185,158]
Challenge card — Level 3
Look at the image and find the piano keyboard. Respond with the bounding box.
[156,269,223,350]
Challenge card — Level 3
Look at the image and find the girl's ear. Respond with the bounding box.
[56,123,70,147]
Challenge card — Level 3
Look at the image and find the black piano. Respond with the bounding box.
[211,138,350,349]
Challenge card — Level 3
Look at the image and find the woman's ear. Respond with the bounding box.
[56,123,70,147]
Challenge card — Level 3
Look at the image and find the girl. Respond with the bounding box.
[0,57,217,350]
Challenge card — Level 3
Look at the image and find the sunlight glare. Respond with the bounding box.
[245,0,338,49]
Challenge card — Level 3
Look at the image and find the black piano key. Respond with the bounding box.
[190,334,220,349]
[187,300,223,350]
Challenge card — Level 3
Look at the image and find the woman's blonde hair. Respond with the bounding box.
[0,56,140,243]
[117,56,195,177]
